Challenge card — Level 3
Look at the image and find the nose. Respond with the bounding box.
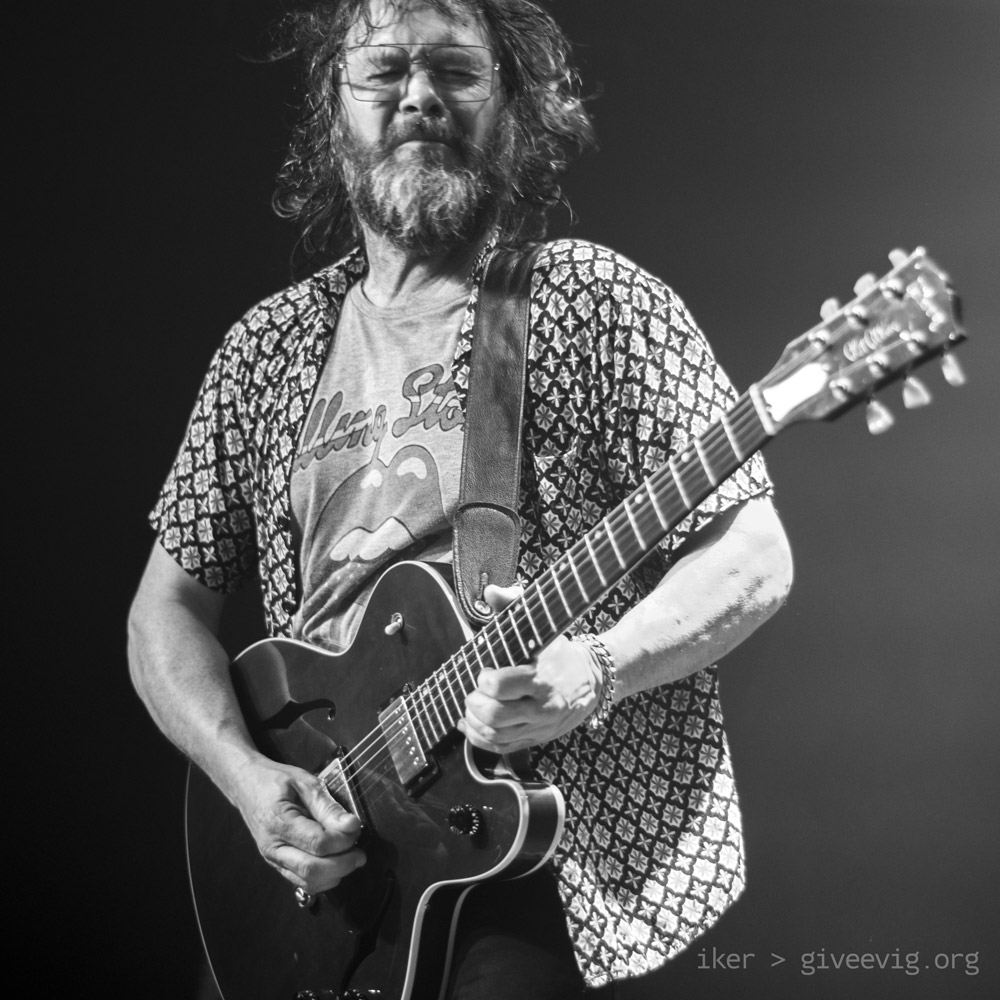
[398,65,446,117]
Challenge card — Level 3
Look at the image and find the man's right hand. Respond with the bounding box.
[229,756,366,895]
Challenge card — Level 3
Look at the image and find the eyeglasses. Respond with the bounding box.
[337,44,499,103]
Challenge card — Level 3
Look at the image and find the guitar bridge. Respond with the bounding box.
[318,755,360,816]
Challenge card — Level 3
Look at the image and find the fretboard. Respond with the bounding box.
[402,391,770,751]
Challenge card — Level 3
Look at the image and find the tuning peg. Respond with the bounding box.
[865,398,895,434]
[941,351,967,387]
[853,273,877,296]
[820,297,841,320]
[902,375,932,408]
[888,248,909,268]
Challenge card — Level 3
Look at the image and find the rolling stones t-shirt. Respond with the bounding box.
[291,280,467,651]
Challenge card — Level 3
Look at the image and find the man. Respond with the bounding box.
[128,1,793,997]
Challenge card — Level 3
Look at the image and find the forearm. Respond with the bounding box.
[600,497,793,701]
[128,544,366,891]
[127,550,262,804]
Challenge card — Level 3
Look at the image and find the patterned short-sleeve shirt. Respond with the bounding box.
[151,238,772,987]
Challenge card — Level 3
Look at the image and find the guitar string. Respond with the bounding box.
[487,399,767,668]
[335,399,764,787]
[340,304,932,784]
[332,398,766,790]
[329,399,767,800]
[328,303,928,801]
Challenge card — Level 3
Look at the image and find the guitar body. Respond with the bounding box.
[186,562,565,1000]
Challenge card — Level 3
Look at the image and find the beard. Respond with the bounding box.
[333,112,515,254]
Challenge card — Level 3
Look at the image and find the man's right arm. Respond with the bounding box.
[127,542,365,892]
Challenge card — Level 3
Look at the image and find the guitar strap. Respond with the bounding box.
[453,243,542,626]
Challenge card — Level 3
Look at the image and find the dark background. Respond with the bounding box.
[33,0,997,997]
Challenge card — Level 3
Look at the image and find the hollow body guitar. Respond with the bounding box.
[186,563,562,1000]
[186,249,966,1000]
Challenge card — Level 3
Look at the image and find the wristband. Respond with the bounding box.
[576,633,617,729]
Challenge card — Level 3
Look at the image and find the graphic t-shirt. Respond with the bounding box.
[290,280,467,651]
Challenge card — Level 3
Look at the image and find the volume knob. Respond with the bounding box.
[448,805,483,837]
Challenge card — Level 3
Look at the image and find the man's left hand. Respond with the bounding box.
[460,585,603,753]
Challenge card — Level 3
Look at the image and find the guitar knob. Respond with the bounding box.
[941,352,967,387]
[819,296,841,320]
[865,398,895,435]
[853,272,877,296]
[902,375,932,409]
[448,805,483,836]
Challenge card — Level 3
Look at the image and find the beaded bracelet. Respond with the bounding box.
[575,633,617,729]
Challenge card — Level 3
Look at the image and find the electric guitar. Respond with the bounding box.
[186,247,967,1000]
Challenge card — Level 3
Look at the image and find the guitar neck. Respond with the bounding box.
[407,391,771,747]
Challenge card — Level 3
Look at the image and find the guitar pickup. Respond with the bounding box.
[378,696,431,785]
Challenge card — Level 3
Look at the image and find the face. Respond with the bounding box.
[334,1,511,252]
[339,1,502,162]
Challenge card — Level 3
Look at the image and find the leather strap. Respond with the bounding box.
[453,244,541,625]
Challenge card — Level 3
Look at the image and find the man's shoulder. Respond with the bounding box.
[224,251,363,359]
[532,238,666,296]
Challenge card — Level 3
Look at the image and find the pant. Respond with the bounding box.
[445,867,615,1000]
[194,867,618,1000]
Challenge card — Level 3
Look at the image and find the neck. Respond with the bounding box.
[359,229,490,308]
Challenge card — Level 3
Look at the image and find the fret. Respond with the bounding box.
[423,677,446,736]
[521,598,543,647]
[585,533,608,588]
[478,630,501,669]
[410,689,433,749]
[494,620,516,667]
[433,673,454,729]
[645,479,668,530]
[507,614,534,660]
[722,412,745,461]
[457,649,477,687]
[568,550,591,604]
[668,456,692,508]
[535,578,558,632]
[470,634,487,673]
[672,445,714,510]
[623,495,649,550]
[695,438,719,485]
[440,663,462,719]
[603,519,626,569]
[552,569,573,618]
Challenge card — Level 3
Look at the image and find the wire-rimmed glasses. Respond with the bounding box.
[337,44,499,103]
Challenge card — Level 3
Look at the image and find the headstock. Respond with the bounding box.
[753,248,967,434]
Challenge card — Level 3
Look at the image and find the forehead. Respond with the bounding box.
[347,1,490,48]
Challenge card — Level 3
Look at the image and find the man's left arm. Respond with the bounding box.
[462,495,792,753]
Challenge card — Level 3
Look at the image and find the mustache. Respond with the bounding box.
[381,116,468,155]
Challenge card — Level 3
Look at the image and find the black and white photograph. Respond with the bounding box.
[31,1,998,997]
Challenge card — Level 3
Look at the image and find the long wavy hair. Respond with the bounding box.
[270,0,596,272]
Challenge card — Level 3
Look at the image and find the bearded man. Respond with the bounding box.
[128,2,793,998]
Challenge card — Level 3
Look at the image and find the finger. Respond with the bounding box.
[483,582,524,614]
[258,777,358,860]
[269,841,366,893]
[298,777,362,839]
[459,715,532,753]
[475,664,538,699]
[466,689,529,731]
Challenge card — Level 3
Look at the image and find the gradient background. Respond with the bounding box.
[38,0,997,996]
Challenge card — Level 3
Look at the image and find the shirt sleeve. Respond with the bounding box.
[148,321,259,593]
[596,253,773,559]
